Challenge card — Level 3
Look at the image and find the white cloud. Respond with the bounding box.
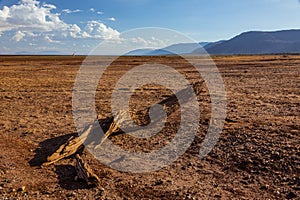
[107,17,116,21]
[90,8,103,15]
[68,24,82,38]
[89,35,170,55]
[42,3,56,10]
[62,9,81,14]
[44,35,53,42]
[26,32,38,37]
[0,0,68,33]
[0,6,9,21]
[12,31,26,42]
[0,0,123,54]
[0,0,120,43]
[129,36,167,48]
[44,35,61,43]
[83,21,120,40]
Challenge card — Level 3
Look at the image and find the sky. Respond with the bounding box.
[0,0,300,54]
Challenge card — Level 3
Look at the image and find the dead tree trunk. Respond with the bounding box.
[42,81,204,165]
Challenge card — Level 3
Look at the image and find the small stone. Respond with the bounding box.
[66,192,76,198]
[4,95,12,99]
[153,180,163,186]
[260,185,269,190]
[17,186,25,192]
[286,192,297,199]
[276,190,280,195]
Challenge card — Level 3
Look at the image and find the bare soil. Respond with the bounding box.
[0,55,299,199]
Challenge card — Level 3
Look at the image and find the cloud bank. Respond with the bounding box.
[0,0,120,43]
[0,0,169,54]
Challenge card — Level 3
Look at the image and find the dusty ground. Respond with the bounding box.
[0,55,299,199]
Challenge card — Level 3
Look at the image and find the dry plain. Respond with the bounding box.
[0,55,299,199]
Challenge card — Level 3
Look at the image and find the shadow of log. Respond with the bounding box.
[55,164,89,190]
[29,133,78,167]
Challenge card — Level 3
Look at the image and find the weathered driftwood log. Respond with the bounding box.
[42,136,83,167]
[41,81,204,166]
[74,154,102,188]
[41,124,94,167]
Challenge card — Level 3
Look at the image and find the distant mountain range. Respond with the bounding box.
[16,50,63,55]
[126,43,202,56]
[127,29,300,56]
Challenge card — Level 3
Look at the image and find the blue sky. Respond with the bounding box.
[0,0,300,54]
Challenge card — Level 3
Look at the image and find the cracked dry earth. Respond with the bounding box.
[0,55,299,199]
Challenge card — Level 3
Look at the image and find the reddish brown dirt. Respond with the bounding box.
[0,55,299,199]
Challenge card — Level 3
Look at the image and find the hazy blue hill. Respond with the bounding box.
[159,43,203,54]
[202,40,225,49]
[125,48,172,56]
[15,50,63,55]
[126,43,205,56]
[203,29,300,55]
[125,49,155,56]
[146,49,174,55]
[199,42,211,47]
[192,40,226,54]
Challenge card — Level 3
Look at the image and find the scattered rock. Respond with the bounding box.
[17,186,25,192]
[286,191,297,199]
[153,180,163,186]
[66,191,76,198]
[260,185,269,190]
[4,95,12,99]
